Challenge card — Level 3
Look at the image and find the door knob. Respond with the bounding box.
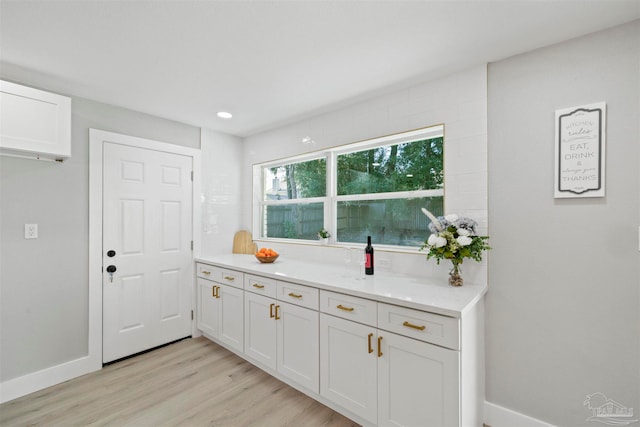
[107,250,116,257]
[106,265,117,283]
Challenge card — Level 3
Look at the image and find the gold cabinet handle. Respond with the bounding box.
[224,276,235,281]
[288,293,303,299]
[402,321,426,331]
[253,283,265,289]
[367,333,374,354]
[269,303,275,319]
[275,305,281,320]
[337,304,354,312]
[202,270,211,275]
[211,286,216,298]
[214,286,220,299]
[377,336,383,358]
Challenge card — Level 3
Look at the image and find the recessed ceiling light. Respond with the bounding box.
[217,111,233,119]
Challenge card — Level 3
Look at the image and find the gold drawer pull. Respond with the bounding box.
[377,336,383,358]
[337,304,354,312]
[367,333,374,354]
[202,270,211,275]
[402,321,426,331]
[252,283,265,289]
[224,276,235,281]
[288,293,303,299]
[269,303,275,319]
[275,305,281,320]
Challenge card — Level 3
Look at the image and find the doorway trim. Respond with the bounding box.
[89,128,201,369]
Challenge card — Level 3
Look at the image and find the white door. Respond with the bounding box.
[378,332,460,427]
[277,302,319,393]
[103,141,193,363]
[320,314,378,424]
[218,284,244,352]
[197,278,218,338]
[244,292,277,370]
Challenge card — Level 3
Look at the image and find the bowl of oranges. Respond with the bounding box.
[255,247,279,263]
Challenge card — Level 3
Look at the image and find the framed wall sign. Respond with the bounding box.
[554,102,606,198]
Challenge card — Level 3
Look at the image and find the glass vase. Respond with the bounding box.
[449,262,463,287]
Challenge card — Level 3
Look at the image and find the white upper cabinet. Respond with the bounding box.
[0,80,71,161]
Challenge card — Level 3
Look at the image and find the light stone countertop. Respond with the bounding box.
[195,254,487,318]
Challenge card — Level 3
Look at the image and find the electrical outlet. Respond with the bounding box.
[25,223,38,239]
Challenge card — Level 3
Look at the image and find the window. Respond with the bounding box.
[255,125,444,247]
[260,157,326,240]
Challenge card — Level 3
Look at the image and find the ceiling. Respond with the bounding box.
[1,1,638,137]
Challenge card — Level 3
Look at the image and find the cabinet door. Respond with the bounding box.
[320,314,378,424]
[218,284,244,353]
[197,279,219,338]
[244,292,277,370]
[277,301,319,393]
[378,332,460,427]
[0,80,71,159]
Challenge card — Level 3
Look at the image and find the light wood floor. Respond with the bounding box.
[0,337,360,427]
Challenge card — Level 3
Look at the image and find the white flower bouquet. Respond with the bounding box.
[420,209,490,286]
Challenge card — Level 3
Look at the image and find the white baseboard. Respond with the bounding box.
[485,401,557,427]
[0,355,101,403]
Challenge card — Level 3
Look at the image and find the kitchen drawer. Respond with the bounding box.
[220,269,244,289]
[377,303,459,350]
[245,274,277,298]
[320,290,376,327]
[277,281,319,310]
[197,263,220,281]
[196,264,243,289]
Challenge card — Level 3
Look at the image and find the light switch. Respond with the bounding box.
[25,224,38,239]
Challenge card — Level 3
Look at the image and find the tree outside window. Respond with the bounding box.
[257,126,444,247]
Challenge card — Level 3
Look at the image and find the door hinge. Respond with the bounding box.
[191,310,194,320]
[191,240,194,251]
[191,171,194,181]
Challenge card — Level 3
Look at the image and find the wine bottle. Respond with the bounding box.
[365,236,374,275]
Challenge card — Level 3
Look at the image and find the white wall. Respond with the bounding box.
[242,66,488,281]
[486,21,639,426]
[0,74,200,385]
[6,21,636,424]
[199,128,243,257]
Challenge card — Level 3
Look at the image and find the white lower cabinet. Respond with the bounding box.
[197,277,244,352]
[198,278,218,337]
[320,314,459,427]
[277,300,319,392]
[320,313,378,424]
[244,291,319,393]
[377,331,459,427]
[197,263,483,427]
[320,291,461,427]
[244,291,277,369]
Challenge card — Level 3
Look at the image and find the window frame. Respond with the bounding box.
[255,152,330,242]
[253,125,444,249]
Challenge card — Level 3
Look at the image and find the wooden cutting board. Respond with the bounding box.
[232,230,257,254]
